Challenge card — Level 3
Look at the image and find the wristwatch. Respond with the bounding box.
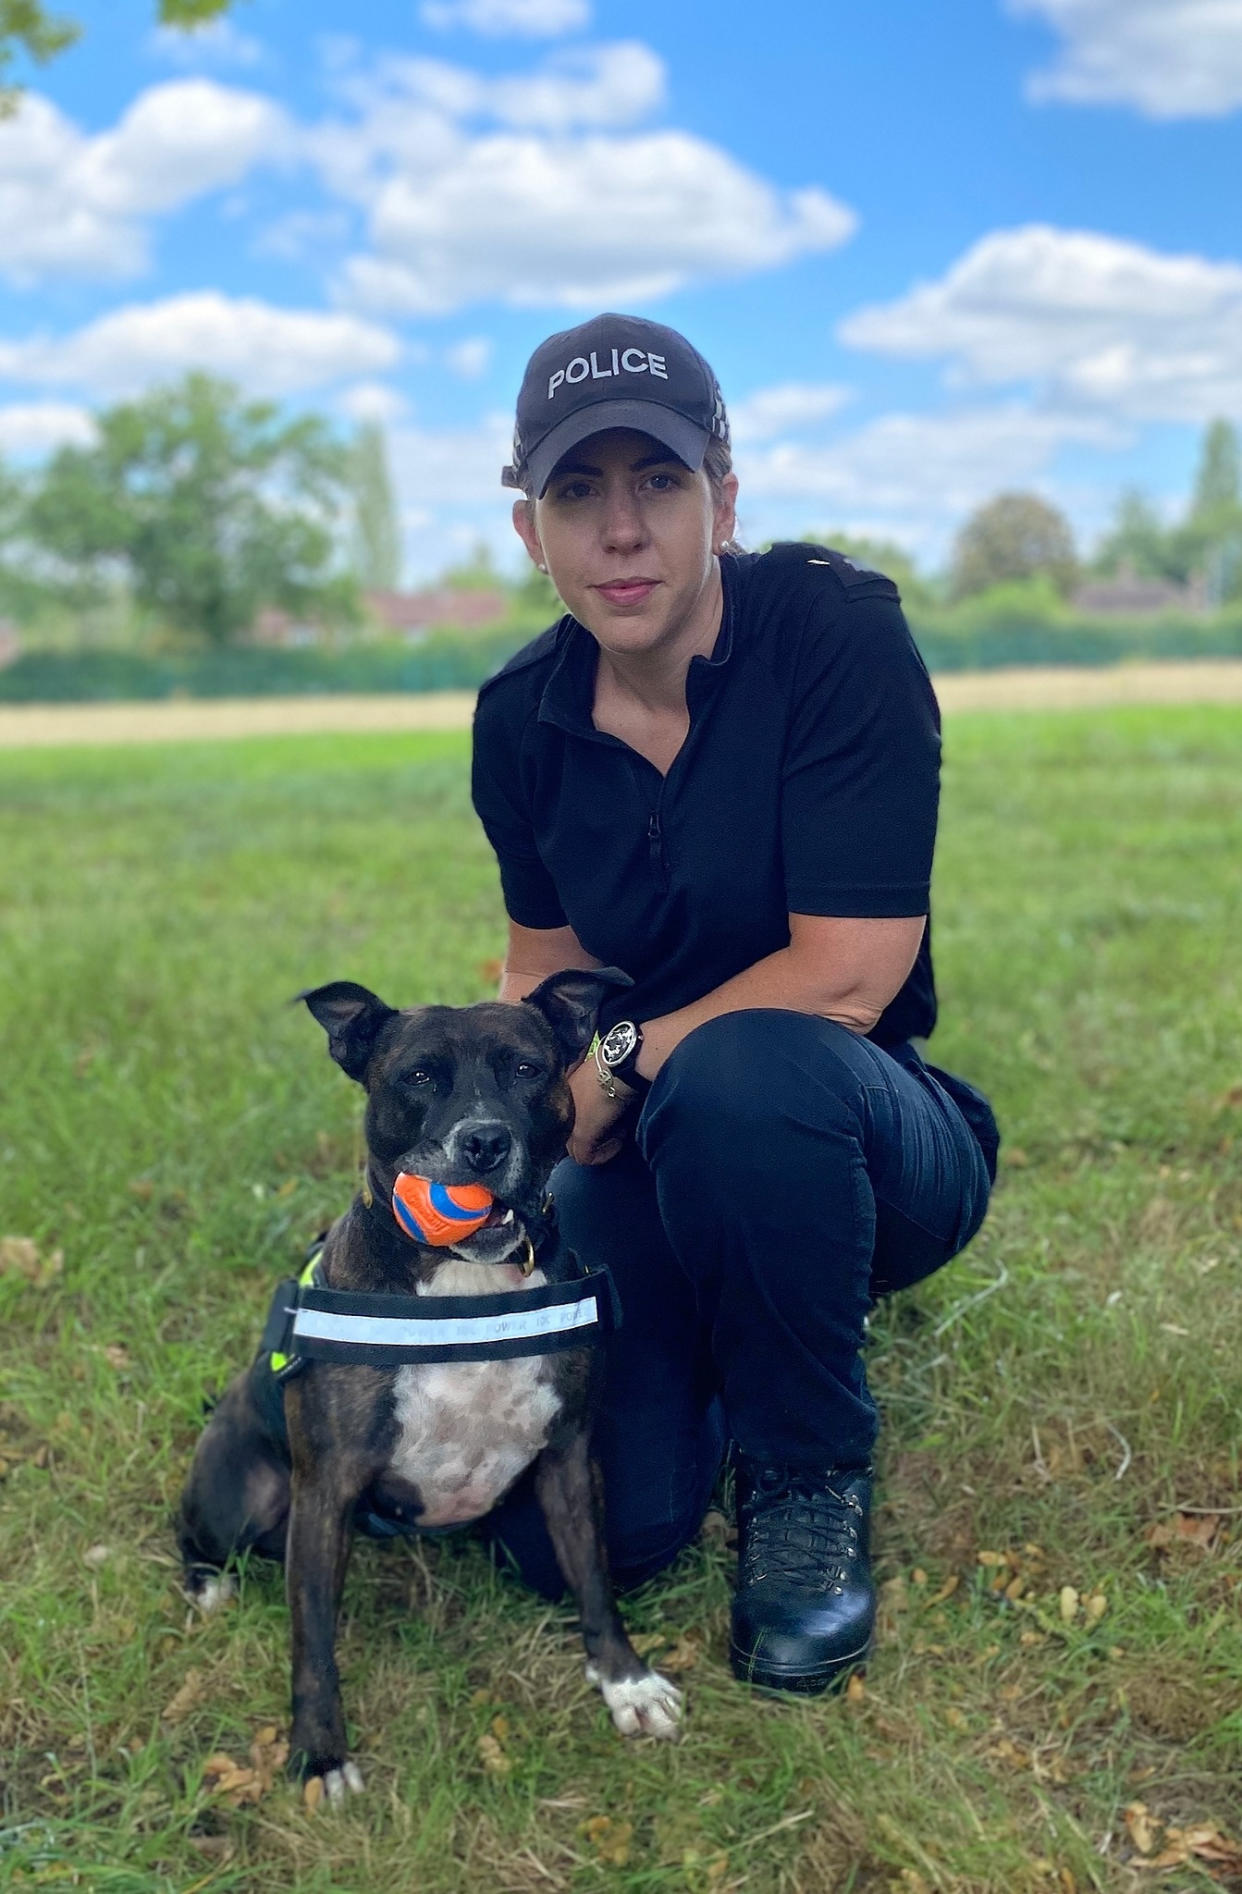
[593,1020,649,1098]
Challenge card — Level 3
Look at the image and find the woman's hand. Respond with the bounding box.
[566,1059,635,1167]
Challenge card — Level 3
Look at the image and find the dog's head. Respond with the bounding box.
[298,968,632,1264]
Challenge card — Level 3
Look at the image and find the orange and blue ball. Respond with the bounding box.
[391,1172,494,1246]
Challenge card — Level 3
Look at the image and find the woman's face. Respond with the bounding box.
[513,428,738,663]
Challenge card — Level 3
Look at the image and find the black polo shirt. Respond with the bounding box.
[470,542,941,1048]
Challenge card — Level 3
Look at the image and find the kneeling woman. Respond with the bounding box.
[472,313,998,1694]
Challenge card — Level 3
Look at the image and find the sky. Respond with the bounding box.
[2,0,1242,581]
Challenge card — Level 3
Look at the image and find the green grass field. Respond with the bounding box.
[1,706,1240,1894]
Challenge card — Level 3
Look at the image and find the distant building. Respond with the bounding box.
[249,608,323,648]
[0,621,21,668]
[1072,562,1208,617]
[365,588,510,639]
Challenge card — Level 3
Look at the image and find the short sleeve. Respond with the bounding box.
[471,683,568,929]
[781,591,940,917]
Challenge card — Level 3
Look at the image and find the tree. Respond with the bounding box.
[1190,418,1240,520]
[1,0,233,103]
[1164,419,1242,604]
[27,373,357,645]
[949,493,1078,601]
[1092,488,1182,581]
[348,422,402,592]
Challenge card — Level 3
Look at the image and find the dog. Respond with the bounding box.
[177,969,681,1803]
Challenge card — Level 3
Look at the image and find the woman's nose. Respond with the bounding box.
[600,489,646,549]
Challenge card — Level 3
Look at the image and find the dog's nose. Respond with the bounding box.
[459,1122,512,1176]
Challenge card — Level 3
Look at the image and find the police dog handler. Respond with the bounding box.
[471,314,999,1695]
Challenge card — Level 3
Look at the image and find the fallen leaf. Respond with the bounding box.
[659,1633,703,1672]
[103,1345,131,1371]
[0,1237,62,1286]
[1084,1591,1108,1624]
[83,1544,112,1569]
[1004,1147,1030,1167]
[478,1732,511,1777]
[162,1668,206,1725]
[303,1775,324,1814]
[1058,1585,1079,1624]
[1124,1801,1160,1856]
[1147,1512,1222,1552]
[581,1815,633,1867]
[924,1573,960,1608]
[846,1672,866,1704]
[977,1549,1009,1568]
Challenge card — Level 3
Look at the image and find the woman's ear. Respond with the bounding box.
[512,497,544,569]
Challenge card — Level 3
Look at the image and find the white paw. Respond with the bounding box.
[320,1760,365,1805]
[585,1665,683,1739]
[191,1574,236,1615]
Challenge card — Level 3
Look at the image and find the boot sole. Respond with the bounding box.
[729,1637,871,1696]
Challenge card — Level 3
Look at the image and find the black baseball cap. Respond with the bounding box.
[502,313,730,496]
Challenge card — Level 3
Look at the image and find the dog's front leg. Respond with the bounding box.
[534,1432,682,1739]
[285,1468,365,1802]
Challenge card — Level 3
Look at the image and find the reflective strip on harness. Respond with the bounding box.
[265,1262,621,1374]
[291,1291,600,1352]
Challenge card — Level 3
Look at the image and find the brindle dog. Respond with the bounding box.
[178,971,681,1803]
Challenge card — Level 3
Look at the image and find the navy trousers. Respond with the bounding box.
[484,1011,995,1598]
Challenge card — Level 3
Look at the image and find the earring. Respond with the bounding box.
[536,561,548,573]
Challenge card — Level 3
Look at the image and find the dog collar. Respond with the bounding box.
[264,1251,621,1380]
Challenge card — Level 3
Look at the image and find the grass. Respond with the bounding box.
[0,705,1240,1893]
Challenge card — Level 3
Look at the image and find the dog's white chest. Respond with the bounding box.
[388,1261,563,1528]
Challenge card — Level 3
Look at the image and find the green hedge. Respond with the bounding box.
[2,611,1241,703]
[910,608,1242,672]
[0,628,531,704]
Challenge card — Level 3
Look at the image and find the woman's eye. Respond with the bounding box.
[555,480,593,501]
[646,472,677,491]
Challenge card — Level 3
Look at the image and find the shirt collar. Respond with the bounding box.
[537,552,738,738]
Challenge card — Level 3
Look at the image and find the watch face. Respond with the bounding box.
[600,1020,639,1068]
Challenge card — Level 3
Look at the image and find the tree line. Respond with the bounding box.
[2,373,1239,649]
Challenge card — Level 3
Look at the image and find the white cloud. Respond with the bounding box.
[0,81,288,287]
[0,293,401,400]
[1010,0,1242,118]
[839,224,1242,423]
[0,402,96,457]
[310,40,854,314]
[446,336,494,378]
[420,0,591,36]
[148,19,264,68]
[338,381,411,423]
[730,383,851,444]
[340,132,853,315]
[738,403,1122,524]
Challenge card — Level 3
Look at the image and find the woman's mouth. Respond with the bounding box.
[594,579,658,608]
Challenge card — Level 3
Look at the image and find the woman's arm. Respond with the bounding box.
[633,912,926,1082]
[498,919,603,1005]
[501,912,925,1165]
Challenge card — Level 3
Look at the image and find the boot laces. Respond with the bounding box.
[739,1467,864,1589]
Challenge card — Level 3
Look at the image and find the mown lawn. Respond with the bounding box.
[0,705,1240,1894]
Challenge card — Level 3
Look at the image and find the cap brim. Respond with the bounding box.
[522,401,711,497]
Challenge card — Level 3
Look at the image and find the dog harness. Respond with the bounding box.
[262,1232,621,1381]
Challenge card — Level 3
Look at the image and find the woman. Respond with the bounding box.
[471,312,998,1694]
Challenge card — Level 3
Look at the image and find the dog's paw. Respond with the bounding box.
[185,1571,236,1615]
[299,1759,365,1809]
[585,1665,683,1739]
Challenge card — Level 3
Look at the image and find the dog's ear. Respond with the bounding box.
[521,966,633,1066]
[297,981,397,1082]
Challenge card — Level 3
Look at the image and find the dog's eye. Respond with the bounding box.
[403,1068,433,1087]
[514,1061,542,1078]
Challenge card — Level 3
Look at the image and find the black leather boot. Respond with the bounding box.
[729,1459,875,1694]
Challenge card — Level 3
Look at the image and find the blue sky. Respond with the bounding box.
[3,0,1241,579]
